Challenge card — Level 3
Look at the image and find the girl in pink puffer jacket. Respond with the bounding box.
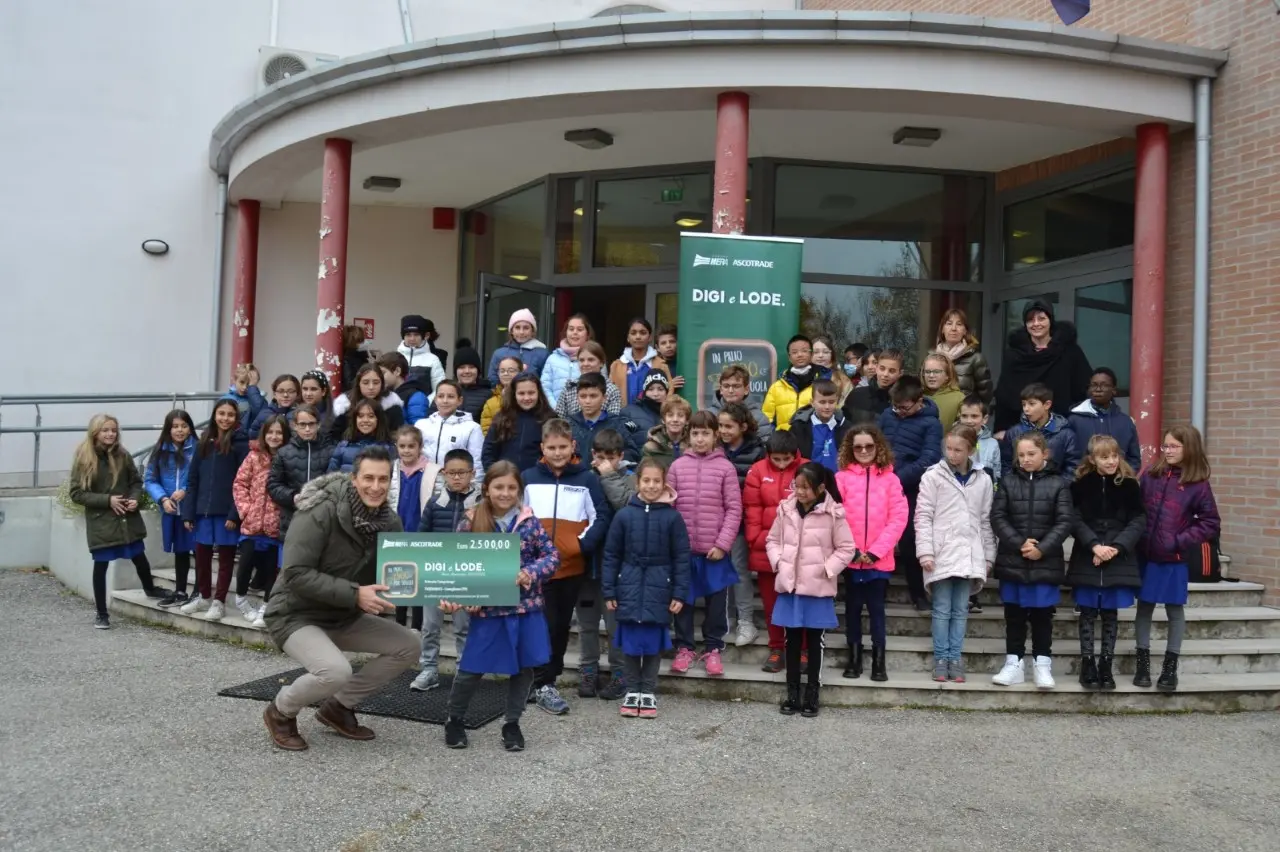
[834,425,909,683]
[767,463,857,717]
[666,411,742,677]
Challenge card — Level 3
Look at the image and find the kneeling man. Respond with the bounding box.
[262,446,419,750]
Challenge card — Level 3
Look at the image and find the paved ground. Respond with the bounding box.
[4,567,1280,852]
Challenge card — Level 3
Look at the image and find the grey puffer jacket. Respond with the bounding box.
[263,473,402,649]
[948,346,993,404]
[990,461,1075,585]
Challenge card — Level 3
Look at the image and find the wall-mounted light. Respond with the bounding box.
[564,128,614,150]
[893,126,942,147]
[141,239,170,256]
[363,176,402,192]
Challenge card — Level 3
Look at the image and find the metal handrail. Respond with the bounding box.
[0,391,225,487]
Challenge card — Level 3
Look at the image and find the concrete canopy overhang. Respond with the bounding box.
[212,11,1227,205]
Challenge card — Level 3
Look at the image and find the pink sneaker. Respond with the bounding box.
[638,694,658,718]
[671,647,697,674]
[701,649,724,676]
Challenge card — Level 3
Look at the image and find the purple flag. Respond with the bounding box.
[1051,0,1090,24]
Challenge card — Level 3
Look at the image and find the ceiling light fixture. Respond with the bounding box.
[1012,230,1031,239]
[564,128,614,150]
[363,176,402,192]
[892,126,942,147]
[509,274,530,281]
[674,213,703,228]
[1019,256,1042,266]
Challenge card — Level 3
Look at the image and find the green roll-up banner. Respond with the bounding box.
[676,233,804,410]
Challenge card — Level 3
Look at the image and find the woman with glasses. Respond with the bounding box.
[920,353,965,430]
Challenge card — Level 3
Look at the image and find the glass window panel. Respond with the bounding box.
[1004,171,1134,271]
[656,292,679,329]
[775,166,985,282]
[456,301,477,349]
[462,183,546,289]
[801,282,983,372]
[1075,280,1133,393]
[553,177,584,274]
[594,173,712,268]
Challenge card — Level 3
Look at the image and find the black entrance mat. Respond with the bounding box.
[218,668,506,730]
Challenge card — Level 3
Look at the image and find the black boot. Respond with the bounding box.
[780,682,801,716]
[801,682,820,718]
[1133,648,1152,688]
[1156,653,1179,693]
[1078,656,1099,690]
[842,645,864,679]
[1097,656,1116,691]
[870,645,888,682]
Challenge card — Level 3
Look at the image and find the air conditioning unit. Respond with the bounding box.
[256,47,338,91]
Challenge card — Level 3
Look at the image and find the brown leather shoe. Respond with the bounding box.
[315,697,375,741]
[263,701,308,751]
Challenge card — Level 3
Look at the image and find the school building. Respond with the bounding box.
[1,1,1277,597]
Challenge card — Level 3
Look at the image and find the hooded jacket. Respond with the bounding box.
[621,397,663,457]
[744,454,806,573]
[262,473,401,648]
[181,431,251,521]
[540,346,581,405]
[641,424,683,468]
[329,391,405,441]
[842,382,893,426]
[327,437,395,474]
[914,460,995,592]
[788,407,850,472]
[601,490,692,625]
[521,458,610,580]
[417,479,481,534]
[1068,399,1142,472]
[877,397,944,494]
[762,369,815,431]
[767,493,858,598]
[458,506,559,617]
[454,378,493,423]
[706,393,773,439]
[609,347,671,406]
[834,463,909,572]
[247,400,296,441]
[567,409,638,464]
[268,433,336,538]
[974,423,1001,482]
[1067,472,1146,588]
[231,448,283,539]
[396,374,434,425]
[1002,412,1080,485]
[144,436,197,506]
[993,317,1093,432]
[415,409,484,476]
[723,435,767,490]
[69,451,148,551]
[480,385,503,436]
[990,461,1075,584]
[486,338,550,384]
[1139,466,1221,564]
[667,447,742,554]
[480,409,548,473]
[396,341,446,391]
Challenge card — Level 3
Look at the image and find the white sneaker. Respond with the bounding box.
[1033,656,1056,689]
[992,655,1025,686]
[179,595,209,615]
[735,621,759,647]
[204,600,226,621]
[250,607,267,629]
[234,595,256,620]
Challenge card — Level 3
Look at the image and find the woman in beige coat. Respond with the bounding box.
[915,425,996,684]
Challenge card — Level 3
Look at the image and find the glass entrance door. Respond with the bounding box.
[479,274,555,367]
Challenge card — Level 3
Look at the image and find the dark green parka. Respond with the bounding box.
[69,451,148,552]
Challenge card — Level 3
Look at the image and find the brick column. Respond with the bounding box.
[1131,123,1169,467]
[316,138,353,394]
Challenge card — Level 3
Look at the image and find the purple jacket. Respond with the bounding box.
[1139,467,1220,563]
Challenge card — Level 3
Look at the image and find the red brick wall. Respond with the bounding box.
[807,1,1280,600]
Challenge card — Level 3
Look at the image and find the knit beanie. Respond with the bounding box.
[508,309,537,334]
[643,372,670,392]
[454,345,483,371]
[1021,300,1055,326]
[401,314,429,337]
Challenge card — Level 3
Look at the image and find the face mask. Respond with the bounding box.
[842,364,857,377]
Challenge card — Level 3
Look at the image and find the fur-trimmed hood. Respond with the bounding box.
[295,472,351,513]
[331,391,404,418]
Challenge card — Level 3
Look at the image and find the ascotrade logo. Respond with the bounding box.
[692,254,775,269]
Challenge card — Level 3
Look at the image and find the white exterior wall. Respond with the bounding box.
[0,0,786,479]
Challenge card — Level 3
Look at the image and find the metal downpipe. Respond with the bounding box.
[1191,77,1212,436]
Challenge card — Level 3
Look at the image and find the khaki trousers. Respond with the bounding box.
[275,616,419,718]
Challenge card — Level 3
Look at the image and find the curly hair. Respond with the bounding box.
[837,424,894,471]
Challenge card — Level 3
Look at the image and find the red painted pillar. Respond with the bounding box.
[712,92,749,235]
[1131,123,1169,468]
[230,200,260,372]
[315,138,353,394]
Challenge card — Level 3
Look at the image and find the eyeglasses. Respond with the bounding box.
[892,403,918,415]
[853,443,876,452]
[443,469,472,478]
[1160,444,1182,451]
[922,369,945,377]
[294,421,318,429]
[497,368,520,376]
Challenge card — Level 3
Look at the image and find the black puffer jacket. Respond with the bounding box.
[724,435,766,490]
[457,379,492,422]
[268,435,336,537]
[417,482,481,533]
[990,461,1075,585]
[1066,472,1145,589]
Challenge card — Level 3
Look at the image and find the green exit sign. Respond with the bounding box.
[660,188,683,203]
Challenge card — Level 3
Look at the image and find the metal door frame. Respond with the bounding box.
[478,273,556,357]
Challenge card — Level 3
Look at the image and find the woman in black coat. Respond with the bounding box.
[1067,435,1146,690]
[992,300,1093,432]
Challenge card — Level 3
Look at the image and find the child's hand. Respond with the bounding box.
[466,606,481,615]
[671,375,686,390]
[224,519,238,531]
[1026,545,1043,561]
[439,599,462,614]
[707,547,725,561]
[183,521,194,532]
[1020,539,1038,557]
[516,569,534,589]
[920,559,935,572]
[109,495,128,515]
[1093,545,1118,562]
[594,459,615,475]
[606,600,617,611]
[161,498,177,515]
[669,600,684,614]
[124,499,138,512]
[171,489,186,503]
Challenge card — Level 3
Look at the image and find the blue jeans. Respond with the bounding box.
[674,588,729,652]
[930,577,970,661]
[420,606,469,671]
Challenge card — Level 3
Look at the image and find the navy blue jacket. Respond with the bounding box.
[326,438,394,474]
[181,431,250,521]
[724,435,767,490]
[481,410,546,473]
[417,482,481,533]
[1002,412,1080,484]
[1068,399,1141,472]
[877,397,943,494]
[620,398,662,458]
[247,401,294,440]
[601,495,691,625]
[568,410,639,463]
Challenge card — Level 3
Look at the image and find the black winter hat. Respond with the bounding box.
[401,314,435,336]
[643,372,670,392]
[1021,300,1055,326]
[454,345,482,371]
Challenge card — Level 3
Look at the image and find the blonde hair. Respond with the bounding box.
[1076,434,1136,482]
[921,353,961,393]
[72,414,127,491]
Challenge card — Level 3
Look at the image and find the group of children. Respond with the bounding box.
[70,311,1222,747]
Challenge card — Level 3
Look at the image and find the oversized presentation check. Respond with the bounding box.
[376,532,521,607]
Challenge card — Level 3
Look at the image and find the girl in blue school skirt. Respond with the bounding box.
[144,409,199,609]
[1067,435,1146,691]
[442,461,559,752]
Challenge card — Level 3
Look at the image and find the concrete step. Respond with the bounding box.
[875,578,1263,609]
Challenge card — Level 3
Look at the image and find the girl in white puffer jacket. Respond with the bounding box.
[414,380,483,479]
[915,423,996,684]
